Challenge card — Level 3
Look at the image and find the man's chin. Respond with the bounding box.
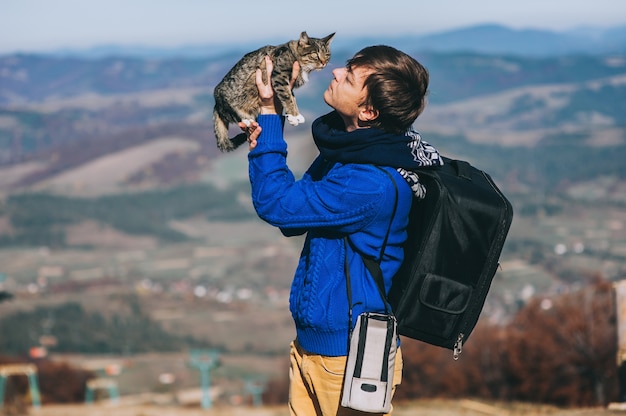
[322,93,332,108]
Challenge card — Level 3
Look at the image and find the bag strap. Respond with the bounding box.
[345,236,354,339]
[345,166,399,326]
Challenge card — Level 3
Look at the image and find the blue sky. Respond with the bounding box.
[2,0,626,54]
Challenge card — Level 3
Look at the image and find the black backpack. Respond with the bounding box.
[360,158,513,359]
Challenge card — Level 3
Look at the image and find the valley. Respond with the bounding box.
[0,44,625,410]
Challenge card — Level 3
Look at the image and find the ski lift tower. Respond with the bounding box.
[244,377,266,407]
[189,349,219,409]
[84,362,122,405]
[0,364,41,409]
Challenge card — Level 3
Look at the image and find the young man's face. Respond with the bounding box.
[323,65,374,132]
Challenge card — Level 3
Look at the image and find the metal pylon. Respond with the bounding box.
[189,349,220,409]
[0,364,41,409]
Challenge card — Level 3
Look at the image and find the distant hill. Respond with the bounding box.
[2,50,625,106]
[403,24,626,56]
[11,23,626,59]
[2,23,626,105]
[0,24,624,200]
[0,54,225,104]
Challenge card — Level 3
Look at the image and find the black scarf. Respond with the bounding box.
[312,111,442,170]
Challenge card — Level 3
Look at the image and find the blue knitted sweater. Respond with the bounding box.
[248,113,440,356]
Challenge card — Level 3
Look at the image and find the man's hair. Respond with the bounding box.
[347,45,429,134]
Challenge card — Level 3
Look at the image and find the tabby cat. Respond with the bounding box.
[213,31,335,152]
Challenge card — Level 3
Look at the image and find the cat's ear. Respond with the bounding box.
[323,33,336,45]
[299,32,310,47]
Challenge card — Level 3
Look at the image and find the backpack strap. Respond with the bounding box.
[345,166,399,321]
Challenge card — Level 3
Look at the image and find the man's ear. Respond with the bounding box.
[359,107,379,123]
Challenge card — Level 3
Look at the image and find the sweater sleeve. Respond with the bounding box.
[248,115,386,235]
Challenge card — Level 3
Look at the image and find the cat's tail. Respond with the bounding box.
[213,109,250,152]
[213,109,235,152]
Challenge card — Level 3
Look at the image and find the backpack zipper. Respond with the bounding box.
[453,333,464,360]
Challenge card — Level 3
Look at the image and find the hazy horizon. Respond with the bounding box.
[2,0,626,55]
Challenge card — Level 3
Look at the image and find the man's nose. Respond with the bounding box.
[332,67,345,79]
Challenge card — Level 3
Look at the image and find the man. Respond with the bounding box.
[242,45,442,415]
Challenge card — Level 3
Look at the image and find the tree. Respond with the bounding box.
[503,278,617,406]
[397,278,618,406]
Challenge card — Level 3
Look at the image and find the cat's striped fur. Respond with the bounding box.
[213,32,335,152]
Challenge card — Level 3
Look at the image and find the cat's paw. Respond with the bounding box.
[241,119,254,127]
[286,114,305,126]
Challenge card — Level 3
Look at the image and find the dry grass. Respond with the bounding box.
[17,399,616,416]
[34,138,200,196]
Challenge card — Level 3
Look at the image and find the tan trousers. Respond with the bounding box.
[288,340,403,416]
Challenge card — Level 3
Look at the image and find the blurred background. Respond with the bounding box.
[1,0,626,414]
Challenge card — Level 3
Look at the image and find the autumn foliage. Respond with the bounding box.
[396,278,619,407]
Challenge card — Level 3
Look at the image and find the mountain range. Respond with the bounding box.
[401,23,626,55]
[0,23,624,304]
[26,23,626,59]
[0,23,625,200]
